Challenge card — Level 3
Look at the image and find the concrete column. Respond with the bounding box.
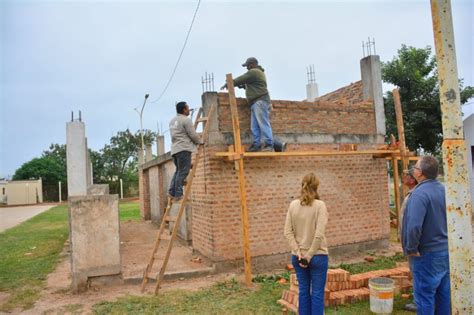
[67,121,88,196]
[360,55,386,142]
[85,138,92,187]
[202,92,225,145]
[306,82,319,102]
[157,135,165,156]
[145,144,153,162]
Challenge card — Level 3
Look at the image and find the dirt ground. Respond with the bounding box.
[20,221,403,315]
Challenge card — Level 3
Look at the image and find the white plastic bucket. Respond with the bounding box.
[369,277,394,314]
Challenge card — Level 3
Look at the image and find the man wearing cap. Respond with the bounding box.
[221,57,284,152]
[401,156,450,314]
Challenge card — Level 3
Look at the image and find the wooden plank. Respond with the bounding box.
[391,156,401,229]
[393,89,409,198]
[226,73,253,288]
[140,196,174,292]
[215,149,399,158]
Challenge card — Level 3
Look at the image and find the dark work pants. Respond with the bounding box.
[168,151,192,198]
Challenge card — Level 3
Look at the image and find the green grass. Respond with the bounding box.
[92,253,409,314]
[119,201,142,221]
[0,205,69,311]
[93,278,284,314]
[337,253,406,274]
[0,200,141,311]
[92,272,414,315]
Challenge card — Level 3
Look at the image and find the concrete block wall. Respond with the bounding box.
[69,195,121,291]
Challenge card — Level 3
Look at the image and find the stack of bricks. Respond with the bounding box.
[279,266,412,310]
[325,266,412,307]
[277,273,299,313]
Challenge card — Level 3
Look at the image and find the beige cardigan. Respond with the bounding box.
[284,199,329,259]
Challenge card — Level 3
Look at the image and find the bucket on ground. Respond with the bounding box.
[369,277,394,314]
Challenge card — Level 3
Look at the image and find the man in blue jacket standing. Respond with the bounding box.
[402,156,450,314]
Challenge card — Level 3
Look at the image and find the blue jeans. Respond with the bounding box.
[251,99,273,146]
[168,151,192,198]
[410,249,451,315]
[292,255,328,315]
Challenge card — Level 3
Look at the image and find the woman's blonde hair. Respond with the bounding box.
[299,173,320,206]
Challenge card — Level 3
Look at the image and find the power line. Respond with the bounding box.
[150,0,202,104]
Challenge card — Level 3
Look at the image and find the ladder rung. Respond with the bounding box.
[160,234,172,241]
[165,216,177,222]
[197,117,208,123]
[147,275,157,281]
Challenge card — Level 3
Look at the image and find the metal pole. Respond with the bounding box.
[135,94,149,163]
[59,181,62,202]
[430,0,474,312]
[120,178,123,199]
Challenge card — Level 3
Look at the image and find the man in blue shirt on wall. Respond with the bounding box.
[402,156,450,314]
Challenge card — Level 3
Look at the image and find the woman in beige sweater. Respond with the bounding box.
[284,173,329,315]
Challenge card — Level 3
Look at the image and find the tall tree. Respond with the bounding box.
[382,45,474,154]
[13,157,65,185]
[100,129,156,181]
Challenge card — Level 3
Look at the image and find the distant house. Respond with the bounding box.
[3,179,43,206]
[0,181,7,204]
[463,113,474,205]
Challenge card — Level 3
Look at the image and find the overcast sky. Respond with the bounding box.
[1,0,473,178]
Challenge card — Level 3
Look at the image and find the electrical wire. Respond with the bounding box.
[150,0,202,104]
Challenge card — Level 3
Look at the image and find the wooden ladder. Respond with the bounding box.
[140,104,215,294]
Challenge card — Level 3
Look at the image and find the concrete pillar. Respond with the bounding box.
[360,55,386,142]
[157,135,165,156]
[69,195,121,292]
[85,138,92,187]
[67,121,88,196]
[145,144,153,162]
[306,82,319,101]
[202,92,225,145]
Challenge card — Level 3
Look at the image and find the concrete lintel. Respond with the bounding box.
[140,152,173,170]
[223,133,381,145]
[210,238,390,273]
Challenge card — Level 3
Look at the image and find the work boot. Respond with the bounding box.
[261,144,275,152]
[247,144,260,152]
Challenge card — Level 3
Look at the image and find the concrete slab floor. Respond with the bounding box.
[120,220,215,282]
[0,204,56,233]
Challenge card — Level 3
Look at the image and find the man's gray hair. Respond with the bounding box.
[419,156,439,179]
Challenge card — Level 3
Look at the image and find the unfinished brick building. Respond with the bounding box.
[139,55,390,269]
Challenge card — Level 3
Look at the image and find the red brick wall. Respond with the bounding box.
[217,81,375,138]
[191,145,390,262]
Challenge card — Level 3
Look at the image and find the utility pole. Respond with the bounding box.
[135,94,149,162]
[430,0,474,312]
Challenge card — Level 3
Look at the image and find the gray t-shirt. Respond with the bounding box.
[169,114,201,155]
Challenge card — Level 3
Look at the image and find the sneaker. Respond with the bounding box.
[404,303,417,312]
[261,144,275,152]
[247,144,261,152]
[280,142,287,152]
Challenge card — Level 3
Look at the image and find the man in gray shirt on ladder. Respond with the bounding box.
[168,101,201,201]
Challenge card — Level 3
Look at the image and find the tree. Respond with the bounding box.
[100,129,156,182]
[382,45,474,154]
[42,143,67,170]
[13,157,65,185]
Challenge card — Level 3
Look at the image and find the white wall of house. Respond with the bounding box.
[5,179,43,206]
